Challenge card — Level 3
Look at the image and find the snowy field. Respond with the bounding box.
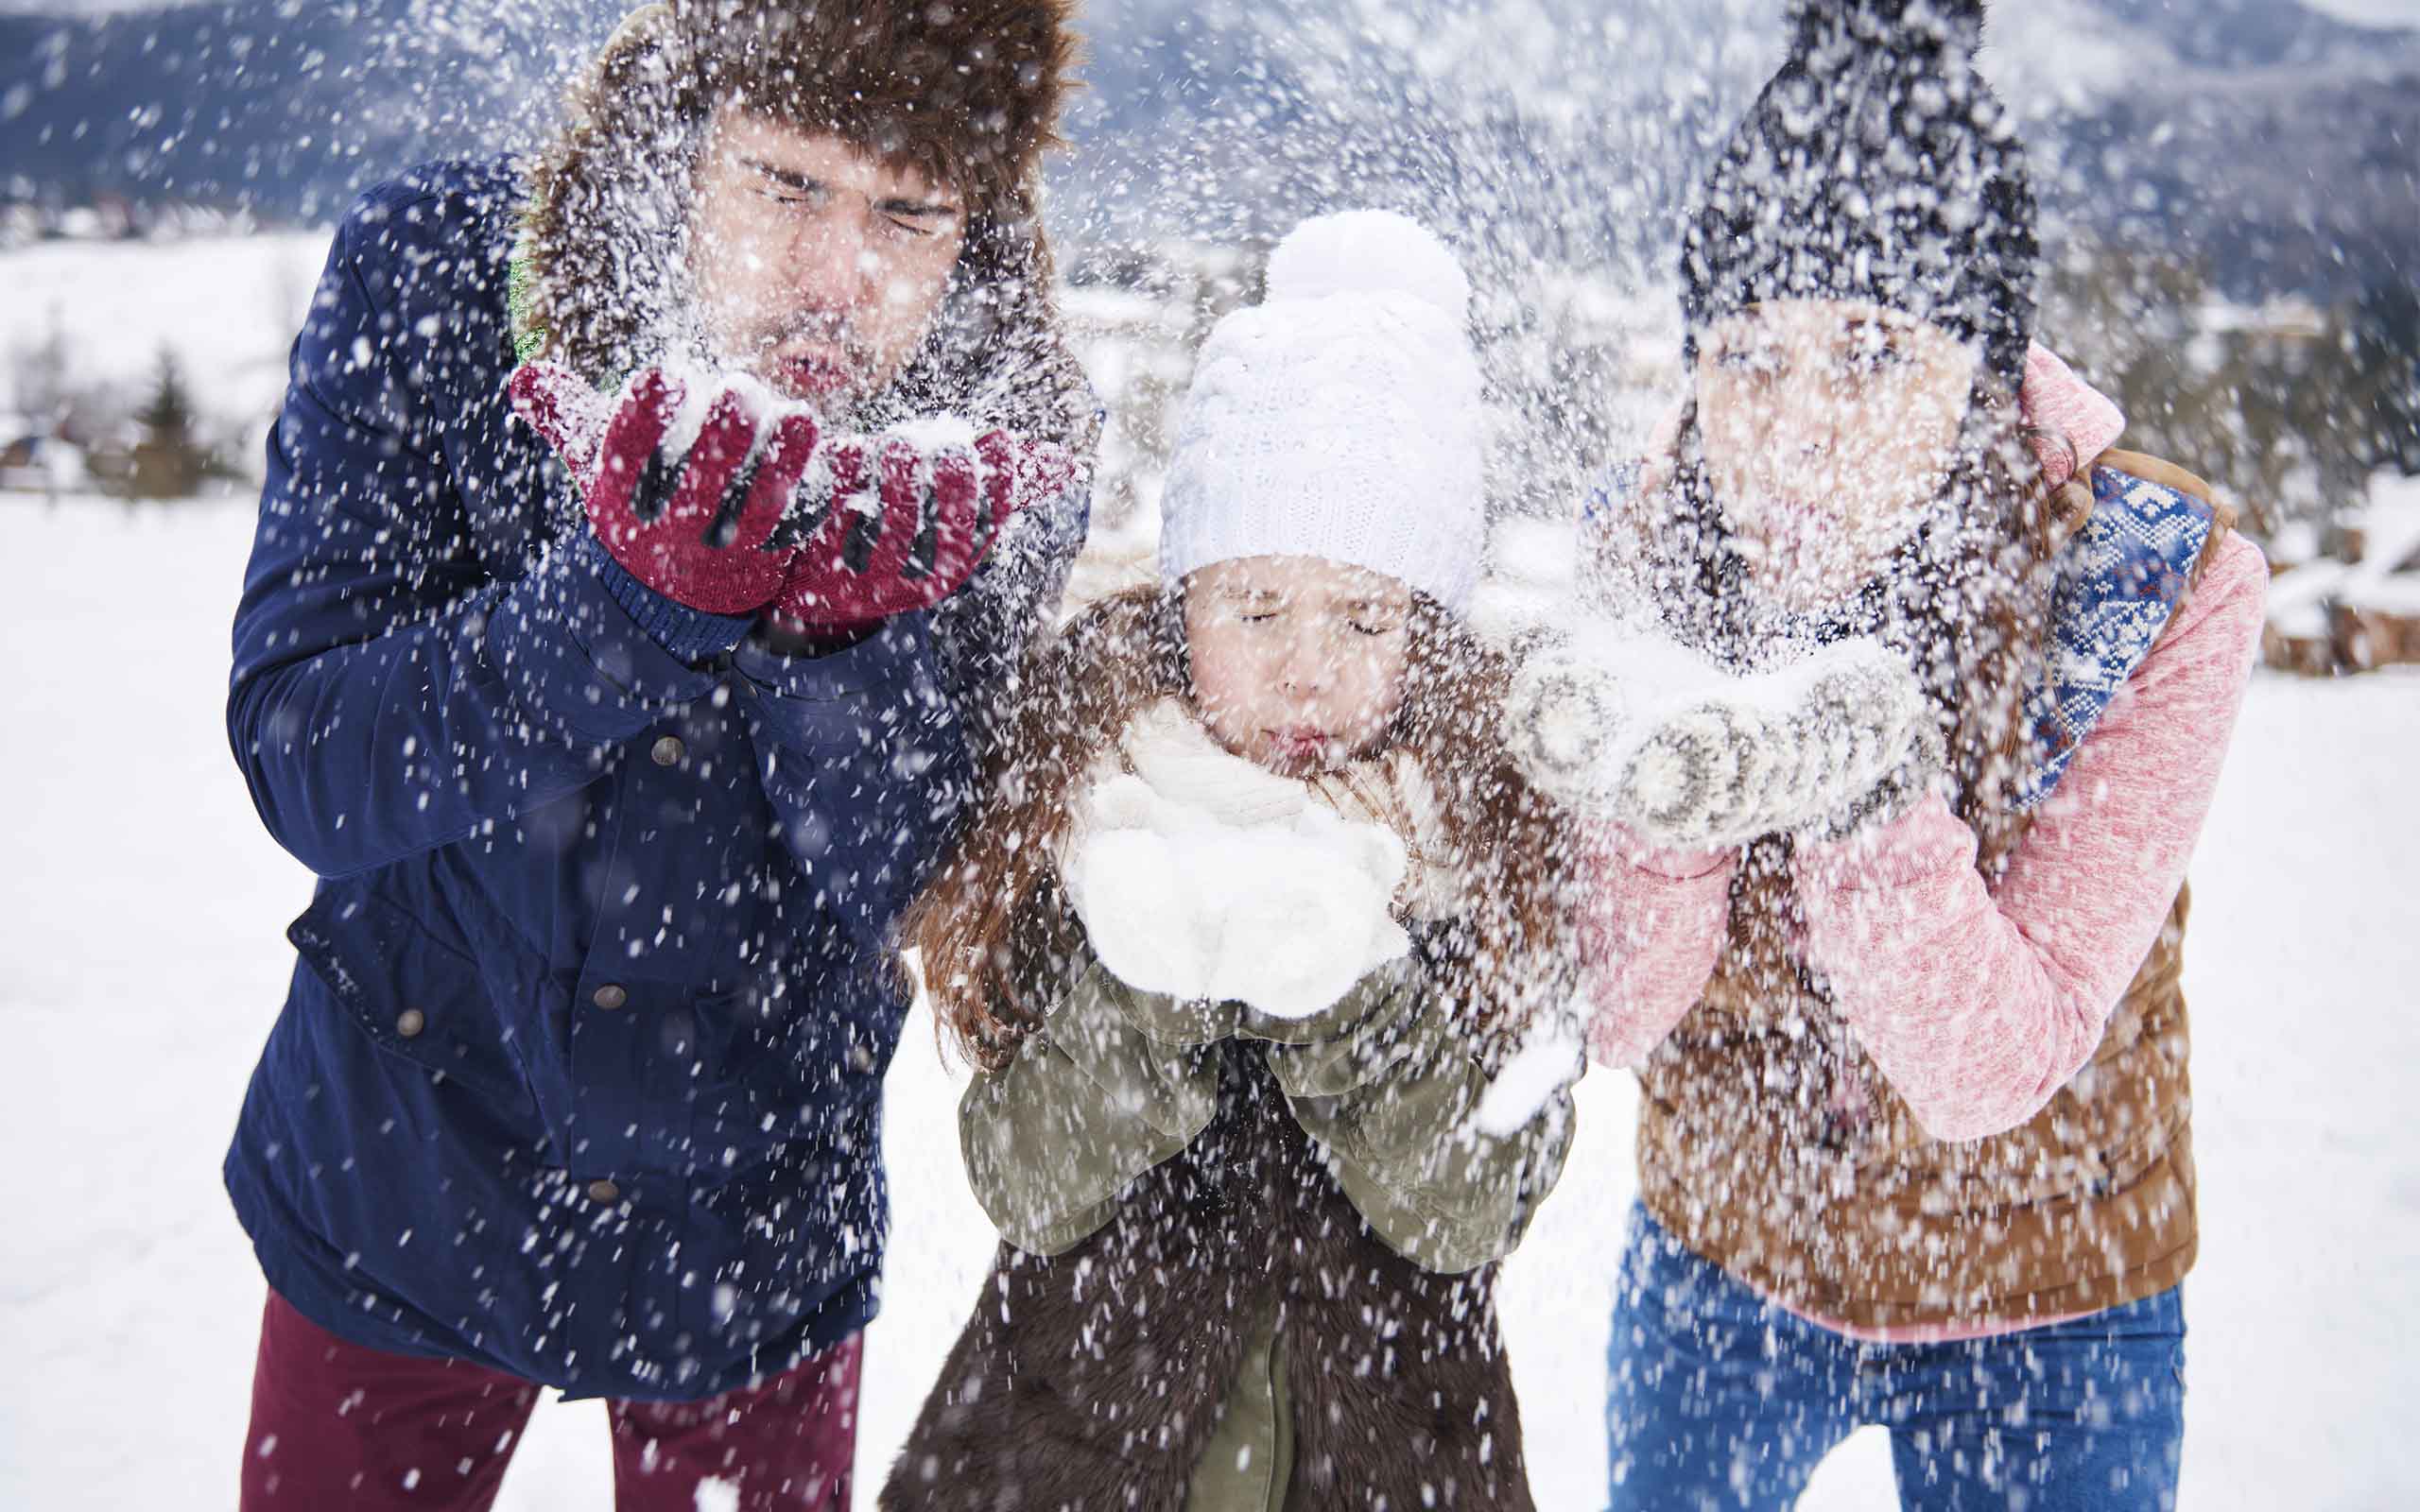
[0,232,328,431]
[1,496,2414,1510]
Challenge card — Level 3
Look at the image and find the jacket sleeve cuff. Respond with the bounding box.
[481,535,727,743]
[575,534,754,664]
[730,611,958,755]
[1598,826,1739,883]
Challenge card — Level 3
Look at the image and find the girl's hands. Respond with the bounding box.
[1063,777,1410,1022]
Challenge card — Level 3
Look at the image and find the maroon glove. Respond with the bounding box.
[764,426,1076,635]
[510,363,821,615]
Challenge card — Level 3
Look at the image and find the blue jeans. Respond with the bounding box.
[1607,1206,2186,1511]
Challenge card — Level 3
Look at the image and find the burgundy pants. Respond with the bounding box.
[240,1291,860,1510]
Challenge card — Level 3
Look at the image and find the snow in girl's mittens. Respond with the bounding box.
[1064,819,1218,1002]
[1204,806,1410,1021]
[1061,701,1424,1020]
[1159,210,1487,614]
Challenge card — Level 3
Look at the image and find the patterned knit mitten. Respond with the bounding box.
[1611,696,1799,850]
[1793,711,1949,846]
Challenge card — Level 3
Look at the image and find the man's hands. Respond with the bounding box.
[511,364,815,614]
[510,362,1076,638]
[765,426,1076,635]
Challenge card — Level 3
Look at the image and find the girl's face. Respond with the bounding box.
[1694,299,1980,611]
[1183,556,1415,778]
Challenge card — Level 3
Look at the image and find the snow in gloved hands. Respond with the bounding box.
[1504,620,1932,850]
[1060,713,1414,1023]
[649,360,985,494]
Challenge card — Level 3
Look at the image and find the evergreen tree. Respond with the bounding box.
[128,346,208,499]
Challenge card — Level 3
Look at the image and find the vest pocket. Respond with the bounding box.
[286,883,537,1115]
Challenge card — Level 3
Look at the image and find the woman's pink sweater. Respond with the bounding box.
[1581,528,2268,1341]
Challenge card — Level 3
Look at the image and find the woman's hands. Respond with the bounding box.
[1505,627,1943,850]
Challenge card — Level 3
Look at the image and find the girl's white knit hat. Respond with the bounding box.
[1157,210,1487,613]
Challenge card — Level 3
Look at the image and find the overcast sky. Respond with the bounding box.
[2288,0,2417,20]
[2,0,2414,26]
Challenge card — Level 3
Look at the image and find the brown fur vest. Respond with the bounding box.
[880,1046,1535,1511]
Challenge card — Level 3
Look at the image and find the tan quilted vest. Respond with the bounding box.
[1635,452,2233,1332]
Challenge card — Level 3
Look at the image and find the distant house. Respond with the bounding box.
[0,414,91,495]
[2264,475,2420,675]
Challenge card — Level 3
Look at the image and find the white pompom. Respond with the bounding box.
[1263,209,1471,321]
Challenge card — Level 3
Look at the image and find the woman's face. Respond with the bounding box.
[1694,300,1980,611]
[1183,556,1415,778]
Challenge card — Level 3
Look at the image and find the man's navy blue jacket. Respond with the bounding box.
[223,160,1085,1400]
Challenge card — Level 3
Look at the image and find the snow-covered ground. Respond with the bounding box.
[1,497,2414,1509]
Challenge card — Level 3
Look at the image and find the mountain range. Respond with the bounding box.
[2,0,2412,299]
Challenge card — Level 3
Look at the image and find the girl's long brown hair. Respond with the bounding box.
[904,584,1578,1072]
[1624,375,2086,1012]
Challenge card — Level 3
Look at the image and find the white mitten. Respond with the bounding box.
[1204,809,1410,1022]
[1063,826,1219,1001]
[1793,709,1949,845]
[1501,643,1635,816]
[1615,639,1937,850]
[1614,696,1794,850]
[1501,627,1732,820]
[1508,618,1943,850]
[1783,640,1934,812]
[1063,773,1223,999]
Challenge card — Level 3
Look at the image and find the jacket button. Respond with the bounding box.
[394,1008,427,1039]
[848,1045,875,1073]
[592,984,629,1011]
[650,735,685,767]
[585,1178,621,1205]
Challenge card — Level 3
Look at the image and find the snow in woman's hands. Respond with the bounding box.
[1064,774,1412,1022]
[1065,824,1213,1001]
[1505,623,1929,848]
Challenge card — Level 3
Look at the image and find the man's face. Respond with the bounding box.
[686,107,969,416]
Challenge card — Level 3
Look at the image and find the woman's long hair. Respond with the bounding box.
[905,585,1578,1072]
[1636,375,2083,1013]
